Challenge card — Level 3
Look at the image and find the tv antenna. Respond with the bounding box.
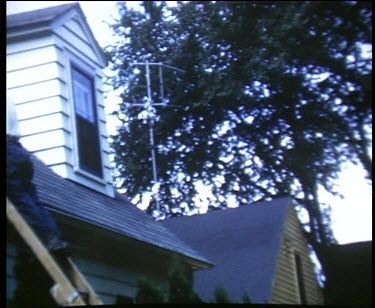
[129,61,184,215]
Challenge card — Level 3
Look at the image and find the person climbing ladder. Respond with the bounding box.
[7,94,103,306]
[6,94,70,260]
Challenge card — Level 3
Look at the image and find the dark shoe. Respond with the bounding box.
[53,250,72,275]
[46,236,72,272]
[46,237,71,255]
[49,244,72,276]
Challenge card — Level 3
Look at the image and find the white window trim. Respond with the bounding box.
[65,49,105,184]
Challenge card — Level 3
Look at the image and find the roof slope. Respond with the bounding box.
[162,197,292,303]
[6,2,107,66]
[31,155,211,267]
[7,3,78,29]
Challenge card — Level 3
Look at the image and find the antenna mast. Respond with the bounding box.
[130,61,184,215]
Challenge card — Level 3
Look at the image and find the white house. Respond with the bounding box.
[7,2,112,197]
[6,2,328,306]
[6,3,212,305]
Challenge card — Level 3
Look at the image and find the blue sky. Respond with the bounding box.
[7,1,372,244]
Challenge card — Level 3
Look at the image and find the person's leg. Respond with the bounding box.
[7,140,66,250]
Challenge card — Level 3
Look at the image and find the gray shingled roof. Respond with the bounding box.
[162,197,292,303]
[6,2,107,66]
[31,155,212,267]
[7,3,78,29]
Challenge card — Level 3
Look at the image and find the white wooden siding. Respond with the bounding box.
[14,96,68,120]
[95,76,105,94]
[97,105,107,123]
[19,113,70,136]
[47,164,70,178]
[8,79,66,104]
[65,17,90,42]
[56,27,97,61]
[54,19,99,68]
[6,36,55,55]
[7,62,64,89]
[270,206,324,305]
[7,9,114,197]
[33,147,73,166]
[20,130,70,151]
[7,45,60,73]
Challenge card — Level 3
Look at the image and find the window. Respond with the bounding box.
[294,252,307,304]
[71,66,103,178]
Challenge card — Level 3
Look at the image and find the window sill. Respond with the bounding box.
[74,166,106,185]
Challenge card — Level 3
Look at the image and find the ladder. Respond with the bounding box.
[6,198,103,306]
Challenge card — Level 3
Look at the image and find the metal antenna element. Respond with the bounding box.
[130,61,184,214]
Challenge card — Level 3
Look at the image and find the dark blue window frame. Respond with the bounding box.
[71,65,103,178]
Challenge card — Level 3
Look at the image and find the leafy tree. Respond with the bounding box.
[214,287,231,304]
[135,277,167,303]
[242,290,252,304]
[134,255,250,304]
[168,256,202,304]
[104,1,372,245]
[213,287,252,304]
[135,256,201,304]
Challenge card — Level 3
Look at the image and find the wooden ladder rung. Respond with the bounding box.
[7,198,102,306]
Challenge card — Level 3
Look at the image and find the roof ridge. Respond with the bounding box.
[163,195,291,222]
[7,2,79,29]
[7,2,78,17]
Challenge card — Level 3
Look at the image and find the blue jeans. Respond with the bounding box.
[7,136,62,245]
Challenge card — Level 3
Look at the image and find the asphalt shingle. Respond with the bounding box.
[6,3,107,66]
[31,155,211,267]
[7,3,78,29]
[162,197,291,303]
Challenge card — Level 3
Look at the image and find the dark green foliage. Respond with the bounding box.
[135,256,202,304]
[212,287,252,304]
[135,255,247,304]
[168,256,202,304]
[105,1,372,245]
[213,287,231,304]
[135,277,167,303]
[242,290,252,304]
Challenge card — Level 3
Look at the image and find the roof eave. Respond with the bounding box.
[73,5,108,67]
[7,4,108,68]
[50,206,213,270]
[7,27,53,43]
